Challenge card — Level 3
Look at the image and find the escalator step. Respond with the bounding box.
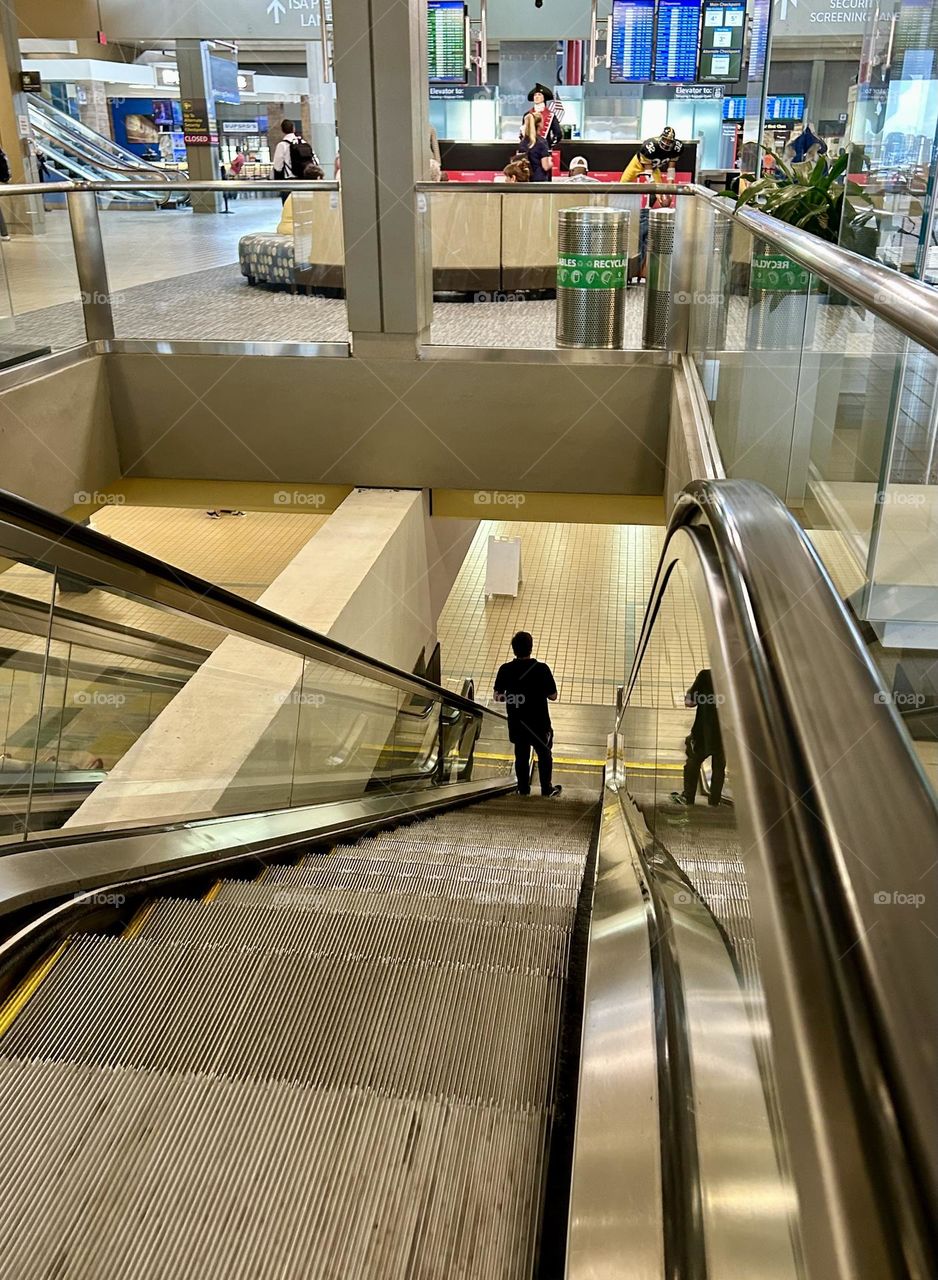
[263,857,582,908]
[0,1061,544,1279]
[211,880,576,929]
[341,832,585,866]
[0,936,563,1107]
[135,896,571,975]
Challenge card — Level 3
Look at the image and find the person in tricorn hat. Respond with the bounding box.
[523,82,563,150]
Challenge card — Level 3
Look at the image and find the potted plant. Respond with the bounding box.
[726,148,877,295]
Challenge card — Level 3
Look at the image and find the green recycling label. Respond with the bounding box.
[557,254,626,290]
[750,254,809,293]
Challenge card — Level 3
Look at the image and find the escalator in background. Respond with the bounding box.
[0,482,935,1278]
[27,97,187,207]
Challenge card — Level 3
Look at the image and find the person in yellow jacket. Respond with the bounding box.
[621,127,683,183]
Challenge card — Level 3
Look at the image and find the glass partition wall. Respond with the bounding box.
[0,519,509,845]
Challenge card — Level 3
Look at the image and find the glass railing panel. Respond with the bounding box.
[101,185,348,345]
[0,200,85,357]
[702,218,812,500]
[0,554,57,844]
[423,185,656,351]
[861,335,938,786]
[0,541,507,839]
[795,278,908,581]
[619,539,803,1276]
[290,658,412,806]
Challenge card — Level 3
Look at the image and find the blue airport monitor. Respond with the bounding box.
[654,0,703,82]
[610,0,655,83]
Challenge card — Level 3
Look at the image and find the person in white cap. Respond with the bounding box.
[559,155,600,183]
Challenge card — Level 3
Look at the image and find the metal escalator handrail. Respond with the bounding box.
[621,478,938,1273]
[691,183,938,359]
[0,487,507,721]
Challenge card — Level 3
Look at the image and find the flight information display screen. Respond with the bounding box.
[722,94,747,118]
[610,0,655,83]
[765,93,805,121]
[653,0,703,82]
[698,0,745,81]
[428,1,467,84]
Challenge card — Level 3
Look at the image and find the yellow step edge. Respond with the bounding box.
[203,881,224,904]
[0,941,69,1039]
[123,902,156,940]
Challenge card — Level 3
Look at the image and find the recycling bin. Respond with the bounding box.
[556,207,629,349]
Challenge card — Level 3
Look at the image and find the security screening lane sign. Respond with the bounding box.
[557,254,627,289]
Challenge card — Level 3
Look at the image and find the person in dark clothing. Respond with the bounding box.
[494,631,562,797]
[675,668,725,806]
[518,112,553,182]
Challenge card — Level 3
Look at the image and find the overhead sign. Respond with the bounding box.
[674,83,726,97]
[19,71,42,93]
[772,0,875,37]
[429,84,494,100]
[97,0,330,38]
[223,119,260,132]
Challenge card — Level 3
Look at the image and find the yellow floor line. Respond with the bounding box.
[0,941,68,1039]
[122,902,156,940]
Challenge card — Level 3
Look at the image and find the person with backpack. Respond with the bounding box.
[0,143,11,240]
[271,119,319,204]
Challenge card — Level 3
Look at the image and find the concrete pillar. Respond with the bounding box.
[76,81,112,139]
[306,41,337,179]
[333,0,431,355]
[176,39,222,214]
[0,0,44,235]
[807,59,825,126]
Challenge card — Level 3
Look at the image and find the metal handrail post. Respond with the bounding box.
[66,188,114,342]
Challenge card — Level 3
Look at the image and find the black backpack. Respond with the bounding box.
[0,149,10,185]
[289,137,317,178]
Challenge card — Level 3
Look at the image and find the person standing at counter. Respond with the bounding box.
[620,127,683,184]
[518,113,553,183]
[523,83,563,150]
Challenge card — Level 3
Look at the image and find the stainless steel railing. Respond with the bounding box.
[3,176,938,359]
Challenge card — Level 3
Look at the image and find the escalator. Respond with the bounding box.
[0,482,935,1278]
[27,97,186,207]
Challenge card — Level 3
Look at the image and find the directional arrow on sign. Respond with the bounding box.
[267,0,287,24]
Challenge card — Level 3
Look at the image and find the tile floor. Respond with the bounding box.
[436,519,697,708]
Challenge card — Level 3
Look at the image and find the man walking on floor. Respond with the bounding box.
[494,631,563,797]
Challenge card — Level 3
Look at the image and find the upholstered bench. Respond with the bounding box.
[238,233,298,288]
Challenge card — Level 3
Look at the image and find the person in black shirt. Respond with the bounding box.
[494,631,562,797]
[675,668,725,806]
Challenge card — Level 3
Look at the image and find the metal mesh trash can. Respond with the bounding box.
[642,207,676,350]
[556,207,629,349]
[746,239,813,350]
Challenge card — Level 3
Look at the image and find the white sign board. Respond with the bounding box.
[485,536,522,598]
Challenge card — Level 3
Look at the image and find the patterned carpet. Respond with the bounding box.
[7,262,897,356]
